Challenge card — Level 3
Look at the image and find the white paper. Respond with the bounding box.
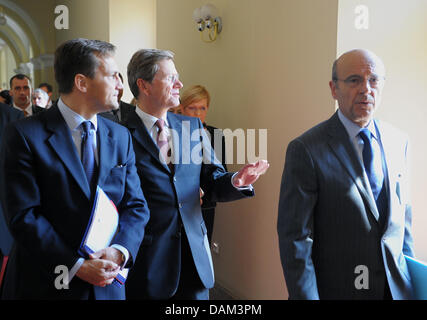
[83,187,119,253]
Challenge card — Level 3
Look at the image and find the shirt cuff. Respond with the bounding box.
[68,257,85,284]
[111,244,130,269]
[231,172,254,191]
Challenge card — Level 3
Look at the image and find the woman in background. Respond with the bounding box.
[180,85,227,244]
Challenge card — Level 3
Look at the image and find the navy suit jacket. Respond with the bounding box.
[0,105,149,300]
[123,111,254,299]
[0,104,24,257]
[277,112,414,300]
[99,101,135,124]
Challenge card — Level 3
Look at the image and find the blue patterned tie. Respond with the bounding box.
[359,128,383,199]
[81,121,97,192]
[359,128,387,223]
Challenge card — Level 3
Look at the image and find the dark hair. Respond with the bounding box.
[38,82,53,93]
[10,74,32,89]
[54,38,116,94]
[0,90,12,105]
[127,49,174,98]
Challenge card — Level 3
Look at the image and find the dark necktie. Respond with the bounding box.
[111,108,120,122]
[154,119,172,170]
[359,128,387,221]
[81,121,97,192]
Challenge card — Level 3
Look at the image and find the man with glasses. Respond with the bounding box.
[277,49,415,300]
[123,49,269,300]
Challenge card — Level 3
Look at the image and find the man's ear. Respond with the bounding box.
[136,78,150,97]
[329,80,338,100]
[74,74,88,93]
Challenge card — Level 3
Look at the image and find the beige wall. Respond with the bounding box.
[109,0,157,104]
[337,0,427,261]
[157,0,339,299]
[54,0,110,45]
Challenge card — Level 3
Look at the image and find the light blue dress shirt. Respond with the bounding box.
[135,107,253,191]
[57,99,129,284]
[337,109,384,190]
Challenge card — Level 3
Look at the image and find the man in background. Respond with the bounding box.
[32,88,49,109]
[9,74,44,117]
[39,82,54,108]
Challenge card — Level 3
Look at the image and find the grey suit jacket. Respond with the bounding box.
[277,112,414,300]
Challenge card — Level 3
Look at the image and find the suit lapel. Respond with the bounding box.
[373,120,393,230]
[167,112,184,172]
[327,112,380,222]
[96,117,116,187]
[127,110,172,173]
[45,106,91,199]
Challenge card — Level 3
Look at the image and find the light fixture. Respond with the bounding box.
[192,3,222,43]
[0,7,7,26]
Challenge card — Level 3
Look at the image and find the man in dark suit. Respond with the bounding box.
[99,73,135,123]
[123,49,269,300]
[0,38,150,300]
[9,74,44,117]
[277,49,414,300]
[0,103,24,292]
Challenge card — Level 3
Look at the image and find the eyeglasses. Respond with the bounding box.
[334,75,385,89]
[165,74,180,85]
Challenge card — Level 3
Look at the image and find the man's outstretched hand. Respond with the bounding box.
[232,160,269,188]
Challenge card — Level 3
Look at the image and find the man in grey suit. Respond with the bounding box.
[277,49,414,300]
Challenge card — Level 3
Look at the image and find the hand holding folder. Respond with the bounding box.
[79,186,129,288]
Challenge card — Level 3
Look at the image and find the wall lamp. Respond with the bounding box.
[0,7,7,26]
[192,4,222,43]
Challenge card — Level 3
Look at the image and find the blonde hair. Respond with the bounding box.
[180,85,210,109]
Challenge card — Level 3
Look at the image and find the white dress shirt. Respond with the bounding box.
[13,102,32,116]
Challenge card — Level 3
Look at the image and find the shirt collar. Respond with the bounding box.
[57,98,98,131]
[135,105,169,130]
[13,102,32,115]
[337,109,378,141]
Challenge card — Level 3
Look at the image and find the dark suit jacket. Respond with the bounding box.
[0,105,150,300]
[123,111,254,299]
[277,112,414,300]
[32,105,45,115]
[99,101,135,123]
[202,124,227,209]
[0,104,24,257]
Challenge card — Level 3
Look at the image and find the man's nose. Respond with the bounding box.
[358,78,373,93]
[175,79,183,88]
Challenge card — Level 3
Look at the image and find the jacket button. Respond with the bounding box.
[178,203,183,209]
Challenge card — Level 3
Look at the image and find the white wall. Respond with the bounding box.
[337,0,427,261]
[157,0,338,299]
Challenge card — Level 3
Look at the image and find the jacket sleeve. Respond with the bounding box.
[277,138,319,300]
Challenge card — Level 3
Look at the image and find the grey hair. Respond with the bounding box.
[127,49,175,98]
[33,88,49,100]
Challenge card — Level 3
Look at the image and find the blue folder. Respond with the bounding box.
[404,255,427,300]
